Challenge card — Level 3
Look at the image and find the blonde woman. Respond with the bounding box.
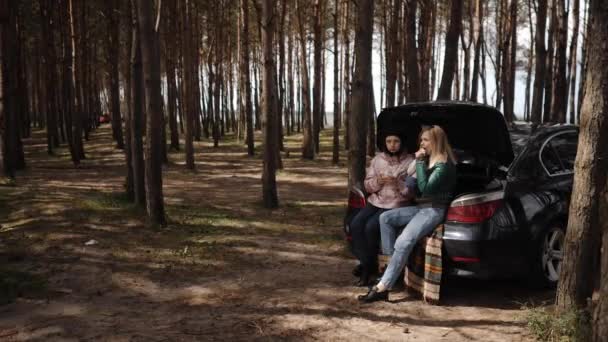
[359,125,457,303]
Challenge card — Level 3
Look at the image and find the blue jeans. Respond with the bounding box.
[377,206,446,289]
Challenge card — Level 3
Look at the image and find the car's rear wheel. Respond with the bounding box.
[532,222,565,287]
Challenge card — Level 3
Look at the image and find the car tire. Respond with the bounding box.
[530,221,566,288]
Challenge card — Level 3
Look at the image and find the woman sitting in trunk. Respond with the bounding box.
[358,125,457,302]
[350,130,417,286]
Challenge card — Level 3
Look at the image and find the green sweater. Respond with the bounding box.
[415,159,457,208]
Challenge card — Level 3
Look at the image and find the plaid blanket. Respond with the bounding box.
[404,224,444,304]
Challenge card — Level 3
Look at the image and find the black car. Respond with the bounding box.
[344,101,578,287]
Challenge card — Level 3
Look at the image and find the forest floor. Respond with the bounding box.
[0,125,552,341]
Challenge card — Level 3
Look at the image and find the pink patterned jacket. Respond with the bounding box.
[364,152,417,209]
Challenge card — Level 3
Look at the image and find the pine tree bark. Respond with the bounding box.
[70,0,85,160]
[240,0,254,156]
[501,0,517,123]
[296,0,315,159]
[549,0,568,123]
[385,0,400,107]
[181,0,195,169]
[277,0,287,151]
[543,0,556,122]
[419,0,435,101]
[577,0,590,124]
[405,0,421,102]
[567,0,580,124]
[39,0,60,154]
[123,0,134,201]
[67,0,84,164]
[437,0,463,100]
[0,0,20,178]
[524,0,535,121]
[287,20,295,136]
[165,0,179,151]
[332,0,340,165]
[342,0,351,150]
[470,0,483,101]
[130,0,146,208]
[311,0,324,155]
[261,0,279,208]
[136,0,166,226]
[531,0,547,125]
[192,5,203,142]
[106,0,125,149]
[557,0,608,314]
[348,0,373,191]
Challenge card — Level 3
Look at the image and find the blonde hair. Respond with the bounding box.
[420,125,457,164]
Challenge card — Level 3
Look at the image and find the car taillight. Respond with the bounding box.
[348,190,366,209]
[446,199,502,223]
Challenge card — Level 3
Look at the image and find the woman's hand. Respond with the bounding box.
[378,175,396,185]
[415,148,427,159]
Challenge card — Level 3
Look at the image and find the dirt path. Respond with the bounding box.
[0,126,549,341]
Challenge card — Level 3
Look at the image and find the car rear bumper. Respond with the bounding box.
[443,221,527,279]
[443,222,488,278]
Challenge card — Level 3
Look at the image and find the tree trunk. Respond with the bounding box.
[123,0,134,201]
[523,0,534,121]
[405,0,421,102]
[385,0,400,107]
[343,0,351,150]
[549,0,568,123]
[312,0,324,154]
[106,0,125,149]
[130,0,146,208]
[165,0,179,151]
[240,0,254,156]
[136,0,166,226]
[213,24,222,147]
[577,0,589,124]
[595,222,608,341]
[531,0,547,125]
[277,0,286,151]
[437,0,463,100]
[0,0,20,178]
[367,86,376,157]
[495,0,504,108]
[567,0,580,124]
[296,0,315,159]
[68,0,84,164]
[332,0,340,165]
[501,0,517,123]
[543,0,556,123]
[557,0,608,314]
[419,0,435,101]
[192,5,203,142]
[287,23,295,136]
[348,0,373,191]
[181,0,195,169]
[40,0,60,154]
[261,0,279,208]
[461,0,473,101]
[470,0,482,102]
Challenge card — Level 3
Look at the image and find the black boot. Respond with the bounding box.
[358,285,389,303]
[352,264,363,277]
[354,267,378,287]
